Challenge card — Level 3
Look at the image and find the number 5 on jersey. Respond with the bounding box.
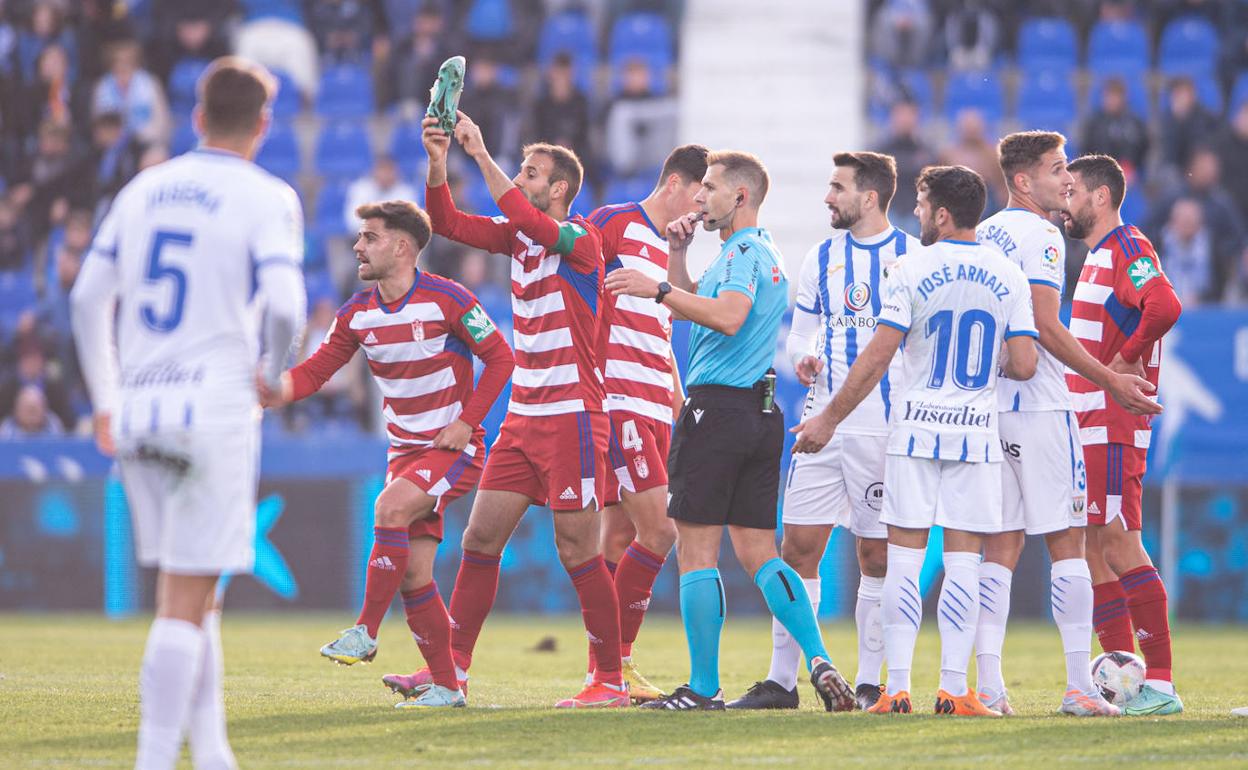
[141,230,193,333]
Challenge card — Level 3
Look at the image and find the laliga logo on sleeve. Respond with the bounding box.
[844,282,872,312]
[1043,245,1060,264]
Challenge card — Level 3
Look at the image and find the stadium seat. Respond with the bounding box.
[1088,19,1150,73]
[311,180,351,240]
[316,64,374,119]
[315,121,373,182]
[0,270,37,331]
[388,119,428,176]
[272,69,302,119]
[943,70,1004,124]
[1231,71,1248,113]
[1089,68,1151,119]
[537,11,597,91]
[1016,17,1078,73]
[464,0,513,42]
[609,13,674,95]
[168,58,210,118]
[171,120,198,156]
[255,120,301,183]
[1015,70,1077,132]
[1159,72,1224,114]
[1158,15,1219,76]
[602,175,654,208]
[463,176,500,216]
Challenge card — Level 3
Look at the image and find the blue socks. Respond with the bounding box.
[755,557,829,671]
[679,568,725,698]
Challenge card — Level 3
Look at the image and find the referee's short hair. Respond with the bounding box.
[916,165,986,229]
[356,200,432,250]
[707,150,769,207]
[833,151,897,212]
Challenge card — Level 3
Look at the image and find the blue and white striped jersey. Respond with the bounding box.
[788,227,911,436]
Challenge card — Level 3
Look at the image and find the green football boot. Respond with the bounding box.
[319,624,377,665]
[394,684,466,709]
[426,55,466,133]
[1123,684,1184,716]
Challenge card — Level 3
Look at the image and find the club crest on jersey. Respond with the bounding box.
[634,455,649,479]
[1128,257,1161,289]
[462,304,496,342]
[1043,245,1060,264]
[411,319,425,342]
[844,282,871,312]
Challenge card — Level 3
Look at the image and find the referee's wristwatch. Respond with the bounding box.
[654,281,672,304]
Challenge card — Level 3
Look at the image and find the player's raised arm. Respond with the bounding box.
[70,210,122,456]
[421,116,513,255]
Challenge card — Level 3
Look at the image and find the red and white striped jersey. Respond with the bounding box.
[590,202,675,423]
[426,184,607,417]
[1066,224,1168,449]
[288,271,513,457]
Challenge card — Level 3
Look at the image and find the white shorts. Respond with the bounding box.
[880,455,1003,533]
[783,433,887,538]
[999,410,1088,535]
[117,427,260,575]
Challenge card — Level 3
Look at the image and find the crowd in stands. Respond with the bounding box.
[868,0,1248,305]
[0,0,680,439]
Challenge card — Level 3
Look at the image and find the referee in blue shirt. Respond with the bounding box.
[605,151,854,712]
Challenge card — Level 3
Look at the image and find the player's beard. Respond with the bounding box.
[919,216,940,246]
[830,200,861,230]
[1063,204,1095,240]
[524,185,551,213]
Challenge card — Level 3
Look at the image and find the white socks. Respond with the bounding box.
[188,612,237,770]
[882,544,925,696]
[938,551,982,697]
[1050,558,1096,695]
[137,618,205,770]
[766,577,819,691]
[855,574,885,688]
[974,560,1012,701]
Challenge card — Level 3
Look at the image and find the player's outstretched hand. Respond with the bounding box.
[790,411,836,454]
[666,212,700,252]
[794,354,823,387]
[432,418,472,452]
[421,116,450,164]
[256,371,292,409]
[1106,370,1162,416]
[452,111,487,159]
[605,267,660,299]
[93,413,114,457]
[1107,352,1147,379]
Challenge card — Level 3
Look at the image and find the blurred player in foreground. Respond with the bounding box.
[71,57,306,769]
[586,143,708,701]
[792,165,1038,717]
[975,132,1155,717]
[259,201,514,709]
[1062,155,1184,716]
[732,152,911,711]
[609,151,855,713]
[413,112,627,708]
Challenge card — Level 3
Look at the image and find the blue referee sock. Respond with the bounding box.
[755,557,829,671]
[679,568,725,698]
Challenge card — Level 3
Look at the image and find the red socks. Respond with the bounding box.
[1122,566,1173,681]
[401,582,457,690]
[448,549,501,672]
[614,541,666,658]
[1092,580,1134,655]
[567,555,623,686]
[356,527,409,638]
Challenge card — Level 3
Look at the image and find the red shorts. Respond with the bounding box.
[605,411,671,505]
[479,411,610,511]
[386,443,484,541]
[1083,442,1147,531]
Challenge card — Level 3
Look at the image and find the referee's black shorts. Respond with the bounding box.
[666,384,784,530]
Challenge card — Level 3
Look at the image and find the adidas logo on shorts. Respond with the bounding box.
[1087,501,1101,515]
[370,555,396,571]
[415,468,432,481]
[559,487,578,501]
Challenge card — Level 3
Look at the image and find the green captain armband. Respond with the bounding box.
[426,56,466,133]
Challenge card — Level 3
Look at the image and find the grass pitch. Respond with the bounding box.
[2,613,1245,768]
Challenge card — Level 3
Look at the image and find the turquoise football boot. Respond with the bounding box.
[426,56,466,133]
[1123,684,1184,716]
[319,624,377,665]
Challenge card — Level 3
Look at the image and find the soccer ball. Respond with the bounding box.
[1091,651,1146,705]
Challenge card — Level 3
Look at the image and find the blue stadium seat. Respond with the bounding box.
[1015,70,1077,132]
[272,69,302,119]
[1016,17,1077,73]
[1089,68,1151,119]
[1158,15,1219,76]
[943,70,1004,123]
[168,58,209,118]
[1231,71,1248,113]
[602,175,653,208]
[316,64,373,119]
[312,180,351,239]
[537,11,597,91]
[609,13,674,95]
[1088,19,1150,73]
[463,176,500,216]
[464,0,513,42]
[0,270,37,331]
[171,120,198,156]
[255,120,300,183]
[315,121,372,182]
[1159,73,1224,114]
[388,120,428,176]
